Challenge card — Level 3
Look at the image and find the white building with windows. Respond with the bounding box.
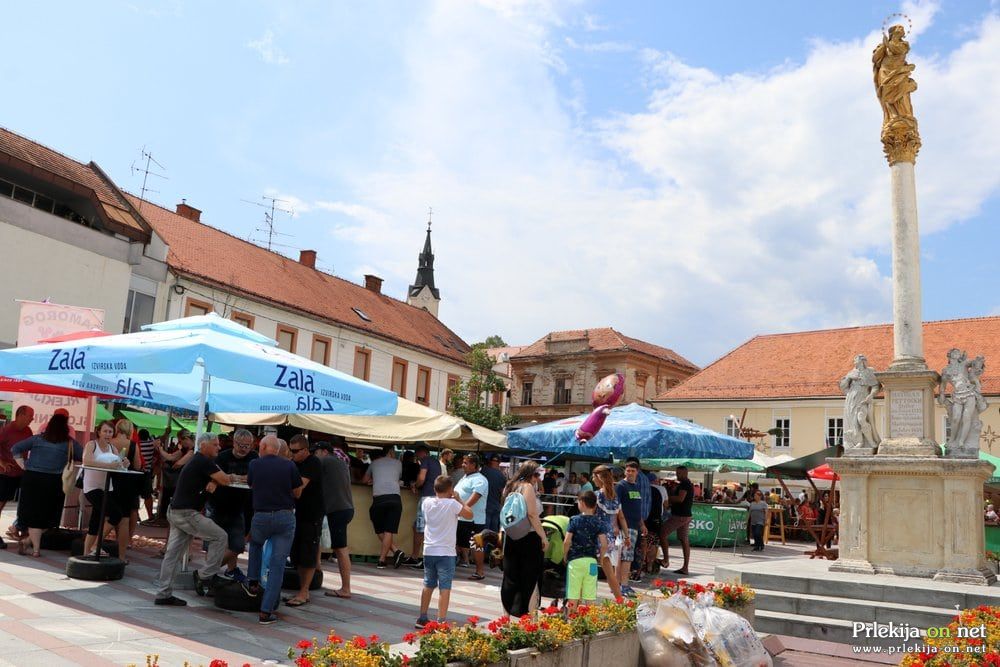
[0,127,471,412]
[135,196,471,413]
[650,318,1000,458]
[0,127,168,346]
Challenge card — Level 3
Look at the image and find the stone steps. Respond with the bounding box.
[756,589,956,628]
[714,558,1000,649]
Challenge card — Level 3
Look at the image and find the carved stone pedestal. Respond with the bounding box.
[875,369,941,457]
[828,457,997,585]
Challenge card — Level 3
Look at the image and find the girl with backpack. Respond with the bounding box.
[499,461,548,616]
[592,465,627,599]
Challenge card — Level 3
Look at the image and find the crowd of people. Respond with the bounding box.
[0,411,725,627]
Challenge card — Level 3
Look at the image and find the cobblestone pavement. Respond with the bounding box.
[0,515,883,666]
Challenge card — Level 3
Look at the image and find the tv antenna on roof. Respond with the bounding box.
[130,146,168,209]
[241,195,294,251]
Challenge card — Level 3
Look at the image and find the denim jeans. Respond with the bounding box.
[248,509,296,613]
[751,523,765,548]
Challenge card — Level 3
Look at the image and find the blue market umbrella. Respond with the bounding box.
[507,403,754,460]
[0,313,397,436]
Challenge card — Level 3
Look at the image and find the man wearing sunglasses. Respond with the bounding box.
[286,434,323,608]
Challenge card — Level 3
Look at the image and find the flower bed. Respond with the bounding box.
[287,600,638,667]
[899,605,1000,667]
[651,579,755,611]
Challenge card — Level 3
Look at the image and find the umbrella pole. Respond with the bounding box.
[195,361,209,443]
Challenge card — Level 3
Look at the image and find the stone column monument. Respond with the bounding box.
[829,24,996,585]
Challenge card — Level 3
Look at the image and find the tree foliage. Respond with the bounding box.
[449,348,519,431]
[475,334,507,349]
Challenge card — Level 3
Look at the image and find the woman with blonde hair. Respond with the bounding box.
[500,460,548,616]
[592,465,628,598]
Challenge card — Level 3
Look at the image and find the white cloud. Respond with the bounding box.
[247,30,290,65]
[320,1,1000,363]
[564,36,632,53]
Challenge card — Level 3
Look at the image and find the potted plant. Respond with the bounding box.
[653,579,756,626]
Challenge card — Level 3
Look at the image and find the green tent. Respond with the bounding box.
[639,457,764,473]
[118,409,172,436]
[172,417,226,434]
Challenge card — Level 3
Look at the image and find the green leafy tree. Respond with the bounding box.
[449,348,519,431]
[476,334,507,349]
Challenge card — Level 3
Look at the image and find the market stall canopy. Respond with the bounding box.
[213,395,507,451]
[640,457,764,473]
[765,446,842,480]
[117,408,225,436]
[506,403,754,460]
[0,313,398,416]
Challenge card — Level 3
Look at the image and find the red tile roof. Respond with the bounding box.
[131,196,471,365]
[0,127,147,240]
[655,317,1000,401]
[512,328,698,371]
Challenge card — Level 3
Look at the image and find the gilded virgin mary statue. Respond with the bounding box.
[873,25,921,164]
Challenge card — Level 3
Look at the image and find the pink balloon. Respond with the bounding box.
[592,373,625,408]
[575,405,611,443]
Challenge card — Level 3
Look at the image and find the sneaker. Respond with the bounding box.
[407,558,424,569]
[259,612,279,625]
[226,567,248,584]
[458,561,470,568]
[415,616,429,629]
[629,571,642,582]
[154,595,188,606]
[393,550,406,569]
[244,581,262,597]
[376,560,387,569]
[621,586,637,598]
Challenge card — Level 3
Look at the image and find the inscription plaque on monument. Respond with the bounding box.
[889,389,924,438]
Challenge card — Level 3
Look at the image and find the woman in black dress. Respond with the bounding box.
[500,461,548,617]
[10,414,82,557]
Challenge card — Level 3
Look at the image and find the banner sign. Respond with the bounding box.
[14,301,105,436]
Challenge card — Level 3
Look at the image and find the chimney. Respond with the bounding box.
[299,249,317,269]
[175,199,201,222]
[364,274,383,294]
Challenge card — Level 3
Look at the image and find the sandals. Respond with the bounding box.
[324,590,352,599]
[469,573,486,581]
[284,597,309,607]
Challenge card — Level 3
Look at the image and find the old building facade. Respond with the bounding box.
[509,328,699,424]
[650,318,1000,459]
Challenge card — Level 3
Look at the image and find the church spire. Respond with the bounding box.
[409,208,440,300]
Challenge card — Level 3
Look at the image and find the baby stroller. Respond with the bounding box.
[539,515,569,605]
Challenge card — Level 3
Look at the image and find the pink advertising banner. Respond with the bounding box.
[12,300,105,438]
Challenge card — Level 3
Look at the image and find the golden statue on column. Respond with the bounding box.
[873,25,921,164]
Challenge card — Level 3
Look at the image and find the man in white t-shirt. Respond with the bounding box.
[415,475,472,628]
[453,454,489,580]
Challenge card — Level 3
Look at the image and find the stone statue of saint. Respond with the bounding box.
[939,349,987,456]
[839,355,881,452]
[872,25,921,164]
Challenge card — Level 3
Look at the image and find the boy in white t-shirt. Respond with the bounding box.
[416,475,473,628]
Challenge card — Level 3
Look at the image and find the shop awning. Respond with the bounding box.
[765,446,842,480]
[640,457,765,473]
[213,396,506,451]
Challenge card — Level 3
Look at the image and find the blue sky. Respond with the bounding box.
[2,1,998,366]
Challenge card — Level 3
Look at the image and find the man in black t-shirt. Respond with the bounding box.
[153,434,235,606]
[286,434,324,607]
[662,465,695,575]
[207,428,258,583]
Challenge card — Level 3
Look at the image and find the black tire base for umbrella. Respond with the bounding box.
[281,566,323,591]
[66,555,126,581]
[70,538,118,558]
[214,580,261,612]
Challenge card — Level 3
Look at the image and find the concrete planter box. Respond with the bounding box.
[584,630,639,667]
[507,639,585,667]
[725,601,755,628]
